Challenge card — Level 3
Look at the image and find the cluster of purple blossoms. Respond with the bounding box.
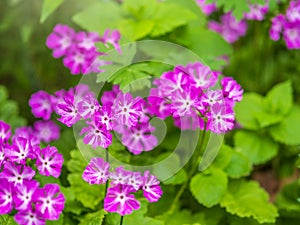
[270,0,300,49]
[46,24,121,74]
[0,120,65,225]
[149,62,243,134]
[196,0,217,15]
[82,158,162,216]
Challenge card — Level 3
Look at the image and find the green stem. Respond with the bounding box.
[169,122,207,213]
[104,148,109,198]
[120,216,124,225]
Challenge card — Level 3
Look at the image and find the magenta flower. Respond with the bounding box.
[283,23,300,49]
[76,31,100,51]
[94,106,114,131]
[46,24,75,58]
[101,85,121,106]
[185,62,218,90]
[142,171,163,203]
[80,122,112,149]
[196,0,217,15]
[14,180,39,211]
[29,91,55,120]
[286,0,300,23]
[14,209,46,225]
[56,93,81,127]
[0,162,35,186]
[207,103,235,134]
[13,126,40,147]
[104,184,140,216]
[77,94,100,119]
[33,184,65,220]
[201,90,223,107]
[0,178,13,214]
[221,77,243,103]
[120,123,158,155]
[36,146,63,178]
[244,3,268,21]
[147,95,173,119]
[100,29,122,54]
[0,120,11,143]
[33,120,60,143]
[0,144,8,167]
[109,166,131,186]
[127,172,144,191]
[112,92,143,128]
[6,137,34,164]
[208,12,248,43]
[270,14,286,41]
[82,157,110,185]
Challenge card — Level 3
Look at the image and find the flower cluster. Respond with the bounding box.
[0,120,65,225]
[196,0,217,15]
[270,0,300,49]
[82,157,162,216]
[149,62,243,134]
[46,24,121,74]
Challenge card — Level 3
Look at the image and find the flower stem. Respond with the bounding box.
[169,123,207,213]
[104,148,109,198]
[120,216,124,225]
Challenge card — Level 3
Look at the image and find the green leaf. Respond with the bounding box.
[67,173,104,210]
[46,214,64,225]
[235,93,264,130]
[269,106,300,146]
[220,180,278,223]
[264,80,293,116]
[79,209,107,225]
[228,215,275,225]
[190,169,228,207]
[192,206,225,225]
[210,144,232,170]
[0,215,18,225]
[72,1,123,34]
[234,131,279,165]
[67,150,88,173]
[118,19,154,40]
[40,0,64,23]
[224,150,252,178]
[163,169,187,185]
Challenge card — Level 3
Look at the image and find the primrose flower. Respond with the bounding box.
[100,29,122,54]
[0,178,13,214]
[33,120,60,143]
[244,2,268,21]
[14,209,46,225]
[29,91,56,120]
[82,157,110,185]
[196,0,217,15]
[0,121,11,143]
[6,137,34,164]
[77,93,100,119]
[142,171,163,203]
[76,31,100,51]
[14,180,39,211]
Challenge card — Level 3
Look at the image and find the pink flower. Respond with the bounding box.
[33,184,65,220]
[94,106,114,131]
[286,0,300,23]
[14,180,39,211]
[13,126,40,147]
[0,162,35,186]
[77,94,100,119]
[36,146,63,178]
[0,178,13,214]
[147,95,173,119]
[142,171,163,203]
[104,184,140,216]
[112,92,143,128]
[207,103,235,134]
[0,121,11,143]
[283,22,300,49]
[56,93,81,127]
[0,144,8,167]
[46,24,75,58]
[6,137,34,164]
[101,85,121,106]
[29,91,55,120]
[201,90,223,106]
[221,77,243,103]
[100,29,122,54]
[33,120,60,143]
[244,3,269,21]
[82,157,110,185]
[14,209,46,225]
[120,123,158,155]
[76,31,100,51]
[109,166,131,186]
[80,123,112,149]
[196,0,217,15]
[270,14,286,41]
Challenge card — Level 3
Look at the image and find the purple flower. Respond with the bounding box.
[56,93,81,127]
[100,29,122,54]
[94,106,114,131]
[14,209,46,225]
[77,94,100,119]
[207,103,235,134]
[196,0,217,15]
[36,146,63,178]
[109,166,131,186]
[101,85,121,106]
[104,184,140,216]
[0,144,8,167]
[29,91,55,120]
[221,77,243,104]
[6,137,34,164]
[82,157,110,185]
[76,31,100,51]
[80,122,112,149]
[120,123,158,155]
[13,126,40,147]
[283,22,300,49]
[46,24,75,58]
[33,184,65,220]
[244,3,268,21]
[185,62,218,90]
[142,171,163,203]
[0,178,13,214]
[147,95,173,119]
[0,162,35,186]
[14,180,39,211]
[270,14,286,41]
[127,172,144,191]
[0,120,11,143]
[286,0,300,23]
[112,92,143,128]
[201,90,223,106]
[208,12,248,43]
[33,120,60,143]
